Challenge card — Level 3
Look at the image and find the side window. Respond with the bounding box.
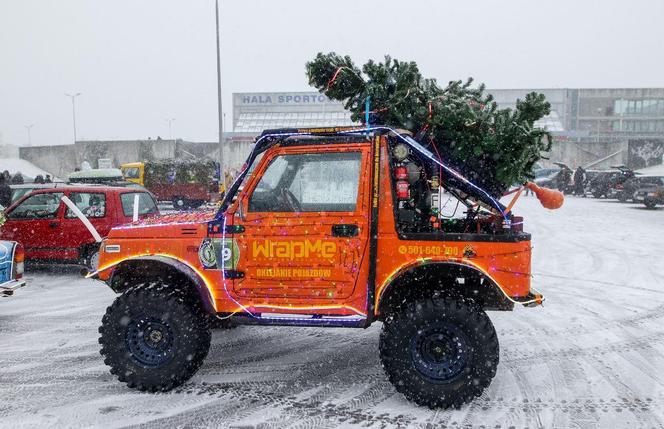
[124,167,140,179]
[11,188,33,203]
[120,192,158,217]
[65,192,106,218]
[8,193,64,219]
[249,152,362,212]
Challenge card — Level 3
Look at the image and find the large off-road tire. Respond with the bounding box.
[99,283,211,392]
[379,296,499,409]
[644,199,657,209]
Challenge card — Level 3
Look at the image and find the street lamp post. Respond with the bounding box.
[166,118,176,140]
[25,123,35,146]
[215,0,224,177]
[65,92,82,144]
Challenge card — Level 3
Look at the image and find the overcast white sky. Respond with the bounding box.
[1,0,662,146]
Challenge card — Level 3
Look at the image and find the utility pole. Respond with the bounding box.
[25,123,34,146]
[65,92,82,144]
[215,0,224,176]
[166,118,176,139]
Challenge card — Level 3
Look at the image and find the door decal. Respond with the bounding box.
[199,238,239,269]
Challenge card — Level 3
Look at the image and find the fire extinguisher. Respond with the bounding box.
[395,166,410,200]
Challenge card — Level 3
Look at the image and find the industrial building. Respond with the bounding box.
[233,89,664,137]
[231,89,664,169]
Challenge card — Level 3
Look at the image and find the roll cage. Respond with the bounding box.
[212,126,508,227]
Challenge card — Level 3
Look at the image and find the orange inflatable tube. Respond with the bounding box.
[526,182,564,209]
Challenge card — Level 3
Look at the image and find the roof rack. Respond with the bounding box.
[258,126,367,137]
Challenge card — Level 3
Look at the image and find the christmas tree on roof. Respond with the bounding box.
[306,52,552,198]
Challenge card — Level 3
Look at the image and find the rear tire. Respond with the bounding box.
[379,296,499,409]
[99,283,211,392]
[645,200,657,209]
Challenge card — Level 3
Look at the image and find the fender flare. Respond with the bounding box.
[103,255,216,315]
[376,259,510,312]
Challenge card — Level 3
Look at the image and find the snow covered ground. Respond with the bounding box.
[1,196,664,428]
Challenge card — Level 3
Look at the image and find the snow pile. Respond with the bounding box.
[1,197,663,427]
[0,158,58,181]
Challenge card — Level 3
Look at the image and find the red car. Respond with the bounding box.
[0,186,159,270]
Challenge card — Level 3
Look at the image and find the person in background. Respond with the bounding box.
[11,172,24,184]
[2,170,10,182]
[524,183,533,196]
[573,166,587,196]
[0,175,11,207]
[34,175,45,184]
[45,174,52,183]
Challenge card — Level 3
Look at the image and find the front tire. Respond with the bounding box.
[644,199,657,209]
[99,283,211,392]
[379,296,499,409]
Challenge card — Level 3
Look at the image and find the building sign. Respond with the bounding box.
[234,92,336,107]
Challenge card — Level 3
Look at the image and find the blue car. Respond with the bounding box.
[1,240,25,297]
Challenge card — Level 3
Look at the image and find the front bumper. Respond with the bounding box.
[1,279,26,297]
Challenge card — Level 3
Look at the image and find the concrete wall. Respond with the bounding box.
[19,144,79,178]
[545,138,628,170]
[19,134,658,180]
[19,137,255,178]
[20,139,183,177]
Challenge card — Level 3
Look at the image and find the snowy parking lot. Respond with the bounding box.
[1,196,663,428]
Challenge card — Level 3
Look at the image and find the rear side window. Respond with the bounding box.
[8,192,63,219]
[120,192,158,217]
[65,192,106,218]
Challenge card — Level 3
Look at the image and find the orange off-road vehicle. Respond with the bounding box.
[92,127,549,409]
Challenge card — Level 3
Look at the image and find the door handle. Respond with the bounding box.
[332,224,358,237]
[49,221,59,228]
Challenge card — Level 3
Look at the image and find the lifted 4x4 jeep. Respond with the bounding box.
[92,127,548,409]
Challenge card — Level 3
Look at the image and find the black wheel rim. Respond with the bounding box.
[410,322,471,382]
[126,317,175,367]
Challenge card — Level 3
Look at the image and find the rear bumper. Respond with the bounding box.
[512,291,545,307]
[1,279,26,297]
